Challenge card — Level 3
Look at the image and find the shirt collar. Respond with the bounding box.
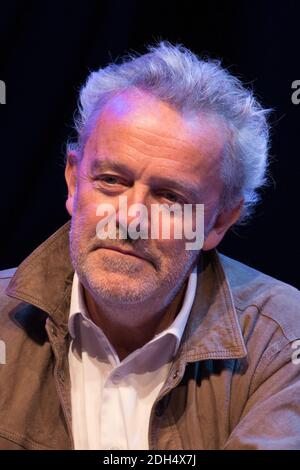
[68,264,198,357]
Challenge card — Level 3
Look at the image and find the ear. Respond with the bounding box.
[65,150,79,216]
[202,199,243,251]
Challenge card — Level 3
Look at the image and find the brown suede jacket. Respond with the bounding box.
[0,221,300,450]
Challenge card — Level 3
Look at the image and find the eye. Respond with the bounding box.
[159,190,184,204]
[99,175,120,185]
[92,174,127,194]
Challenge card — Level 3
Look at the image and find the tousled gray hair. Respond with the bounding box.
[67,41,271,225]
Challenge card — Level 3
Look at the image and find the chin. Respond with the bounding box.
[84,270,160,305]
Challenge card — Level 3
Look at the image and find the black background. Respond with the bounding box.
[0,0,299,288]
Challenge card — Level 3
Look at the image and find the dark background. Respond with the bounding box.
[0,0,299,288]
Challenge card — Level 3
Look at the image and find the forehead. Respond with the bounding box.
[84,88,226,181]
[96,88,224,141]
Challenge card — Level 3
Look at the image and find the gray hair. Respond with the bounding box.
[67,41,271,225]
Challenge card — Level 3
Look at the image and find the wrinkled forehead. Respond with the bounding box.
[87,88,227,160]
[97,88,225,138]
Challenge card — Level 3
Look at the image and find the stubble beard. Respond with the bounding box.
[69,211,199,309]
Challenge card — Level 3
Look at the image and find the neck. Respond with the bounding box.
[83,280,188,361]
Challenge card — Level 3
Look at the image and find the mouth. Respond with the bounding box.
[92,243,156,269]
[100,246,147,262]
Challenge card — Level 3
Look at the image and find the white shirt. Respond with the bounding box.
[68,265,197,450]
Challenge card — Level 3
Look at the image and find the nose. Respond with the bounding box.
[115,185,150,237]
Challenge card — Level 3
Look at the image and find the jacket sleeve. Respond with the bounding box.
[223,339,300,450]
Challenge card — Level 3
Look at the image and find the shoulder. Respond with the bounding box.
[0,267,17,295]
[218,252,300,343]
[0,266,22,327]
[0,267,17,280]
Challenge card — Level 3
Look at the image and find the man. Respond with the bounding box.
[0,41,299,450]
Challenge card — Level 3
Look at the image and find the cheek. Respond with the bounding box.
[75,184,104,218]
[156,210,203,243]
[153,209,205,258]
[72,193,102,241]
[155,237,189,260]
[74,188,124,242]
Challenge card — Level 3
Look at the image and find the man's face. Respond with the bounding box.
[66,89,226,310]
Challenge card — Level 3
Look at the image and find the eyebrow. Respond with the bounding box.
[150,177,202,200]
[90,158,202,200]
[90,159,134,179]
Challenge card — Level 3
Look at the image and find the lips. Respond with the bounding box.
[101,246,146,261]
[92,242,156,268]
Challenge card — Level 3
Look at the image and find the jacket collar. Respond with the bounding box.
[6,221,247,361]
[6,221,74,333]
